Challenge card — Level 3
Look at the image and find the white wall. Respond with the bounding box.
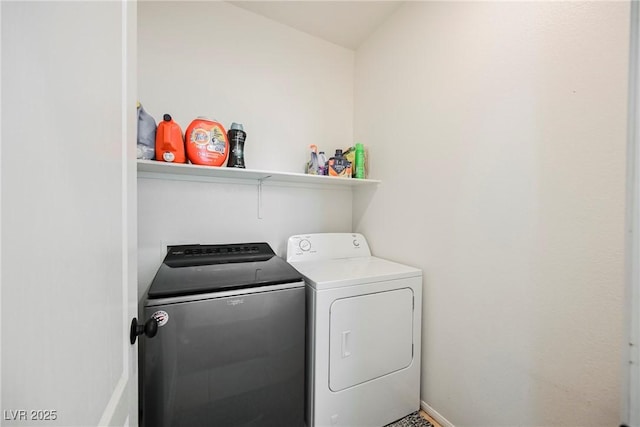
[137,2,355,295]
[354,2,628,426]
[137,178,352,295]
[138,1,354,173]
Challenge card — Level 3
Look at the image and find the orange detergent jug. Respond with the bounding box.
[185,117,229,166]
[155,114,186,163]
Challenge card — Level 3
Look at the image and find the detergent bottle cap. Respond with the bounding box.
[230,122,244,131]
[163,114,172,121]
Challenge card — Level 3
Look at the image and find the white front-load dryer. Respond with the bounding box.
[287,233,422,427]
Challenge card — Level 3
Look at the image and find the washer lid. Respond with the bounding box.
[147,243,303,298]
[290,256,421,290]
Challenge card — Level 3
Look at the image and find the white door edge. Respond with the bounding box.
[0,0,4,418]
[102,0,138,425]
[98,375,130,426]
[625,2,640,425]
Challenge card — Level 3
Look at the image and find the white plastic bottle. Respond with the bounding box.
[137,102,156,159]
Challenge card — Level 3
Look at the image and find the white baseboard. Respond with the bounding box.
[421,401,455,427]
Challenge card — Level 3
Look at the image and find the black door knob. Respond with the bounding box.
[130,317,159,344]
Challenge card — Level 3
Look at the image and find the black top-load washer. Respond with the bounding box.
[141,243,305,427]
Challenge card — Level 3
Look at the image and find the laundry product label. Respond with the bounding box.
[151,310,169,327]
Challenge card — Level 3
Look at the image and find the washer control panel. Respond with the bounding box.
[299,239,312,252]
[286,233,371,262]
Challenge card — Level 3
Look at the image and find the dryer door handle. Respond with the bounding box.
[341,330,351,358]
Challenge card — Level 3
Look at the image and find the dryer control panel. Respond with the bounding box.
[286,233,371,262]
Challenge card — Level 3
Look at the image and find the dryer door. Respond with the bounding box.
[329,287,414,392]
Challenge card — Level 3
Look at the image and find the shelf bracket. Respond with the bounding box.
[257,175,272,219]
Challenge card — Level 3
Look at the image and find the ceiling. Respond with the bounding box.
[228,1,404,50]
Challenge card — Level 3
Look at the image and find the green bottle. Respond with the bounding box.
[354,143,365,179]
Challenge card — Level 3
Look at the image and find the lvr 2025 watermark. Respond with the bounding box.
[3,410,58,421]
